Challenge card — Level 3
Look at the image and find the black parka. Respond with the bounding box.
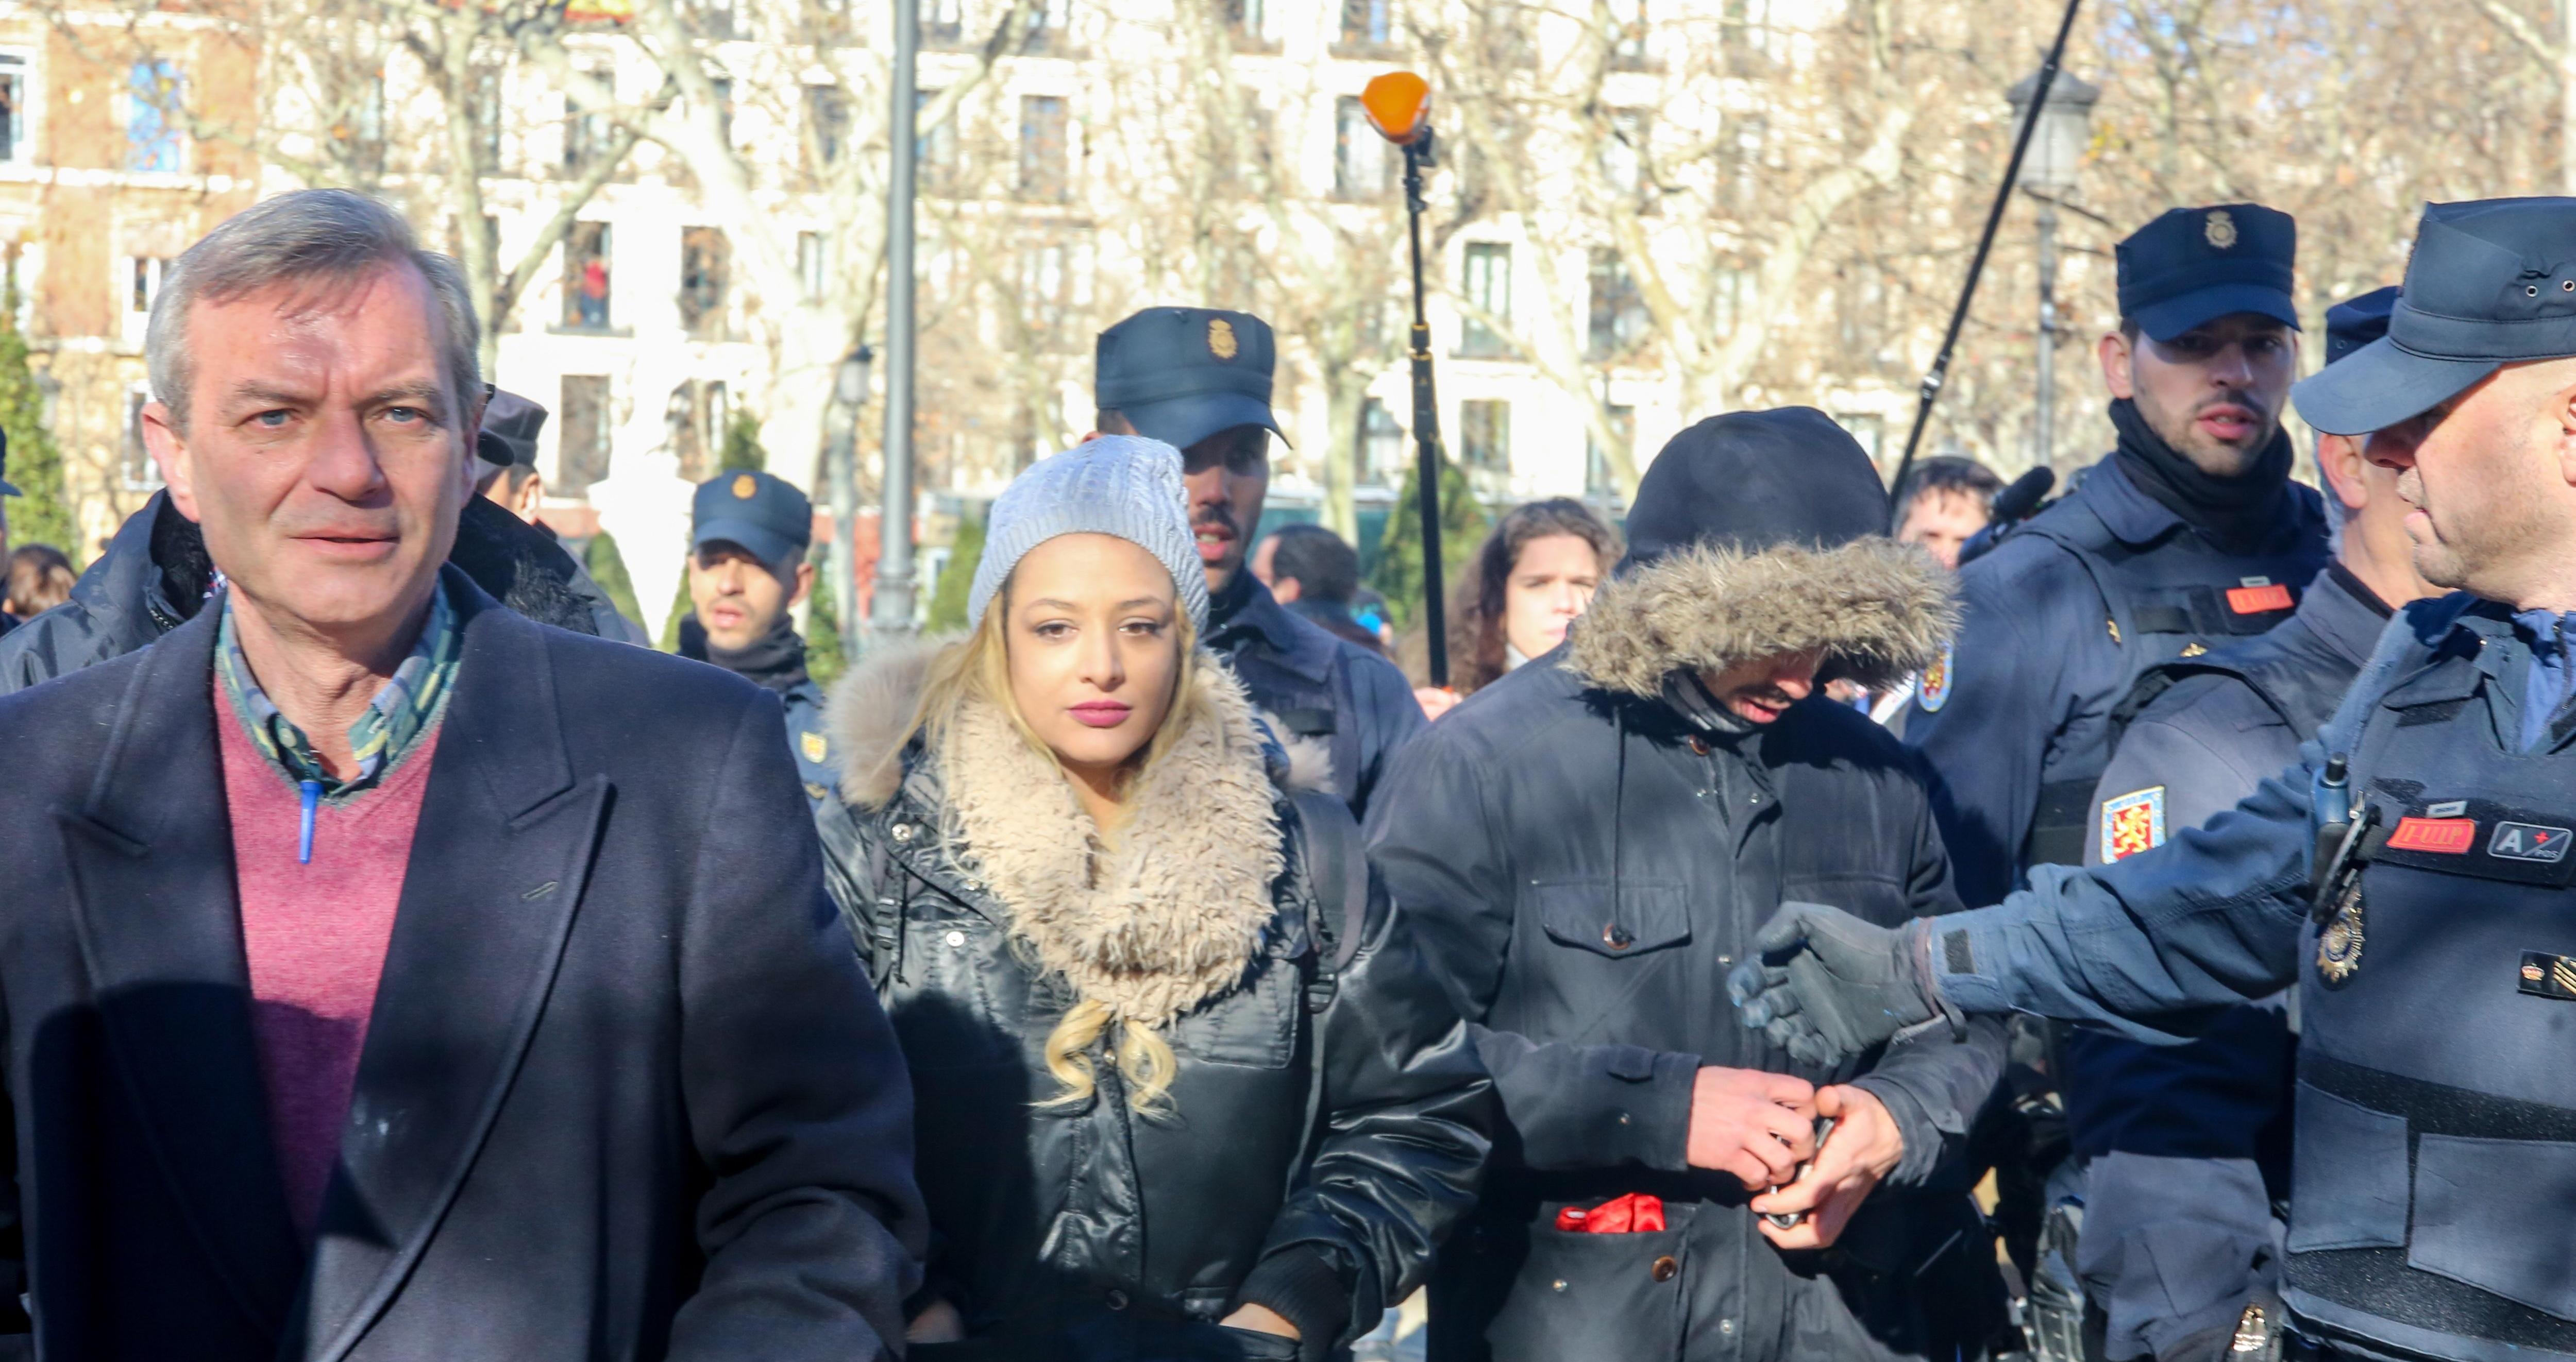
[815,649,1493,1361]
[1366,536,2011,1362]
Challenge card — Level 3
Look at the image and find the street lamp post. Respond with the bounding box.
[2007,67,2098,472]
[871,0,922,640]
[829,346,873,660]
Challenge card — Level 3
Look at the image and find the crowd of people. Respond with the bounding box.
[0,179,2569,1362]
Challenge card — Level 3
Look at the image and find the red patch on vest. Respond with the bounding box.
[2226,584,2294,614]
[2387,816,2477,854]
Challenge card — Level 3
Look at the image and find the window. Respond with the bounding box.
[1359,396,1403,486]
[564,74,612,175]
[473,69,503,166]
[563,222,613,330]
[798,231,826,303]
[343,73,386,175]
[122,387,161,491]
[1722,0,1773,73]
[1222,0,1272,47]
[1587,404,1634,497]
[1334,96,1392,200]
[1709,259,1755,336]
[1608,0,1649,70]
[708,77,735,149]
[0,53,28,166]
[1024,0,1073,53]
[1017,95,1068,202]
[1337,0,1392,50]
[1603,108,1649,200]
[1459,399,1510,473]
[806,84,849,167]
[126,61,182,173]
[128,256,167,316]
[1459,242,1512,358]
[557,376,612,494]
[1720,115,1765,214]
[1019,240,1070,340]
[917,88,957,190]
[680,226,729,337]
[1588,249,1649,359]
[924,0,965,45]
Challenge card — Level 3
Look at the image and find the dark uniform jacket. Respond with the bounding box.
[1206,572,1422,819]
[1907,455,2327,906]
[815,646,1492,1361]
[2069,563,2391,1360]
[0,492,632,695]
[0,568,927,1360]
[1367,542,2009,1362]
[1935,593,2576,1362]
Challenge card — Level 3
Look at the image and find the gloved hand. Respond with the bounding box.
[1726,902,1940,1067]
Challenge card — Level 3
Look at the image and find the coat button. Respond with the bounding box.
[1650,1255,1678,1282]
[1686,736,1710,756]
[891,824,916,843]
[1604,924,1635,950]
[1551,1279,1568,1293]
[1105,1289,1129,1310]
[945,930,967,947]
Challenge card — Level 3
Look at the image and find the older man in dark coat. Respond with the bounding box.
[0,189,923,1360]
[1368,410,2008,1362]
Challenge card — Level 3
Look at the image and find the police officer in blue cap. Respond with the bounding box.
[1090,307,1423,816]
[2058,287,2442,1362]
[683,469,836,809]
[1907,203,2330,907]
[1736,195,2576,1362]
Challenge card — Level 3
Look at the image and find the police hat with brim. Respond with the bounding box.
[2116,204,2300,343]
[1095,307,1290,453]
[2295,198,2576,437]
[692,470,811,568]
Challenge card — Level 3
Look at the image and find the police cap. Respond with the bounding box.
[692,469,813,568]
[1093,307,1287,452]
[2115,203,2299,343]
[2295,198,2576,436]
[477,388,547,469]
[2324,286,2398,367]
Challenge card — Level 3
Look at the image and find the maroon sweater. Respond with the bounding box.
[214,690,443,1238]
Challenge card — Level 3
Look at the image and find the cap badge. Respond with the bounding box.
[2204,210,2238,250]
[1208,317,1239,361]
[732,473,757,499]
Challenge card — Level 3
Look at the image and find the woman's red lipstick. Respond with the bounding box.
[1069,700,1133,729]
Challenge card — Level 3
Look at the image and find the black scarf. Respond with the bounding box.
[2108,397,2294,553]
[686,610,812,694]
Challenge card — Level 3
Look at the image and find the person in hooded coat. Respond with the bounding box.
[1367,409,2009,1362]
[814,435,1493,1362]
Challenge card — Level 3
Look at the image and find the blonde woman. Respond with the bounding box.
[817,436,1492,1362]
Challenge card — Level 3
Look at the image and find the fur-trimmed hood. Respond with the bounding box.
[823,642,1327,1029]
[1567,537,1958,697]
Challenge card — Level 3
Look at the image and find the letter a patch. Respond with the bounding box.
[2101,787,2167,862]
[1917,643,1954,713]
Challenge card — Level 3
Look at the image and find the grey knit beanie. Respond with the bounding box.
[968,435,1208,632]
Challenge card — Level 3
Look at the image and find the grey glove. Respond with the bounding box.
[1726,902,1941,1067]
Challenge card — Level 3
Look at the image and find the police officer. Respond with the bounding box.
[1735,195,2576,1362]
[472,388,649,646]
[1907,203,2329,908]
[1090,306,1423,815]
[683,469,836,809]
[2067,288,2441,1362]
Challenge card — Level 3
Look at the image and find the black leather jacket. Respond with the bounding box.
[817,754,1493,1361]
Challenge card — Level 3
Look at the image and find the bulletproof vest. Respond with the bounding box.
[2287,641,2576,1359]
[2105,604,2358,759]
[2017,490,2320,869]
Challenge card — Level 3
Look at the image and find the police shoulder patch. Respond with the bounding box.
[801,730,829,764]
[1917,643,1954,712]
[2100,786,2167,862]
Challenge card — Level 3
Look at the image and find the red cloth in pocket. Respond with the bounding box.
[1554,1193,1666,1233]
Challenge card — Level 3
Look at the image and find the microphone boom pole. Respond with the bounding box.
[1883,0,2086,534]
[1364,73,1449,686]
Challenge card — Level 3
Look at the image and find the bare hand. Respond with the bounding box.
[1751,1084,1904,1250]
[906,1297,966,1344]
[1415,686,1461,721]
[1219,1303,1301,1340]
[1686,1066,1817,1190]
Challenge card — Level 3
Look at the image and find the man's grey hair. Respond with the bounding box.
[145,188,481,433]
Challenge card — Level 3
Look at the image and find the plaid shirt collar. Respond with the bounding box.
[216,579,461,797]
